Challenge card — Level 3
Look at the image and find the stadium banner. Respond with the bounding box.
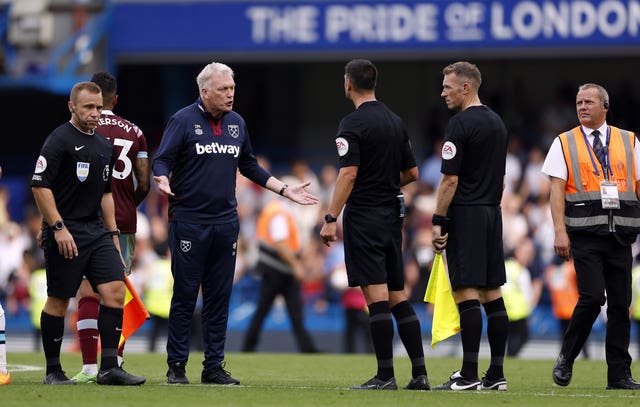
[111,0,640,56]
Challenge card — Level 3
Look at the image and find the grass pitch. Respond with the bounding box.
[3,352,640,406]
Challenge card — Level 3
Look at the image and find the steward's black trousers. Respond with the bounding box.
[562,232,633,381]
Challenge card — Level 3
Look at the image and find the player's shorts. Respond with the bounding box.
[343,204,404,291]
[446,205,506,290]
[42,220,125,298]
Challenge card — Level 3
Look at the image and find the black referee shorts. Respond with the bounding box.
[43,220,125,298]
[343,204,405,291]
[446,205,506,290]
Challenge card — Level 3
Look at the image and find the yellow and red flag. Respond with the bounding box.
[424,253,460,349]
[120,275,150,347]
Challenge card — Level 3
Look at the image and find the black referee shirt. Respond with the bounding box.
[336,100,416,207]
[31,122,115,221]
[440,105,507,206]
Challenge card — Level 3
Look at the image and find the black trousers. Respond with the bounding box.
[242,265,317,353]
[560,319,590,359]
[561,233,633,381]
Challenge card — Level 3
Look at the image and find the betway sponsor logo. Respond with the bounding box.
[195,142,240,157]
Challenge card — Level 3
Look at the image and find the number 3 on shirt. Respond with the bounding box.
[112,138,134,180]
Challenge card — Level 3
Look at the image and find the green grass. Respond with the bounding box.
[3,352,640,406]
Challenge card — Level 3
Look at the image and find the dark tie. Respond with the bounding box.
[592,130,606,169]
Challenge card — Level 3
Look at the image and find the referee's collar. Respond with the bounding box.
[356,99,378,109]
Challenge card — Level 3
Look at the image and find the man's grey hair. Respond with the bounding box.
[578,83,610,108]
[197,62,234,95]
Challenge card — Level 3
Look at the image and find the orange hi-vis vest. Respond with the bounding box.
[256,200,300,274]
[559,126,640,243]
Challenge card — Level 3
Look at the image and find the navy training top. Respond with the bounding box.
[152,99,272,224]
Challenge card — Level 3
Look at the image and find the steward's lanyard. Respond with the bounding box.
[581,126,611,179]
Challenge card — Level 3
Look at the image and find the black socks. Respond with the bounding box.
[368,301,394,381]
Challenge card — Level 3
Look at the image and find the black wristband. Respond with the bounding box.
[324,213,337,223]
[109,229,121,237]
[432,214,450,226]
[279,184,288,196]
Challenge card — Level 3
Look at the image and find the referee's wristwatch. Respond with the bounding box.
[324,213,338,223]
[108,229,121,237]
[53,220,65,231]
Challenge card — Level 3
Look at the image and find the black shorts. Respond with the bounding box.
[343,204,404,291]
[43,220,125,298]
[446,205,506,290]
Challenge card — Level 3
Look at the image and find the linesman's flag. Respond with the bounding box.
[424,253,460,349]
[120,275,150,347]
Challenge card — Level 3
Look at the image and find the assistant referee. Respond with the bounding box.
[431,61,509,392]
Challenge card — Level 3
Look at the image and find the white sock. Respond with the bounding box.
[83,364,98,376]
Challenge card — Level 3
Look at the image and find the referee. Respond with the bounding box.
[320,59,429,391]
[31,81,145,385]
[431,61,509,391]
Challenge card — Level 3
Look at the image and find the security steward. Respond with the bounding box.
[242,198,318,353]
[542,83,640,390]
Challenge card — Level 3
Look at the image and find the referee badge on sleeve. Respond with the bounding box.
[336,137,349,157]
[441,141,457,160]
[35,155,47,173]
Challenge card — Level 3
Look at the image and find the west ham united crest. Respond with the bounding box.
[194,124,203,136]
[180,240,192,252]
[228,125,239,138]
